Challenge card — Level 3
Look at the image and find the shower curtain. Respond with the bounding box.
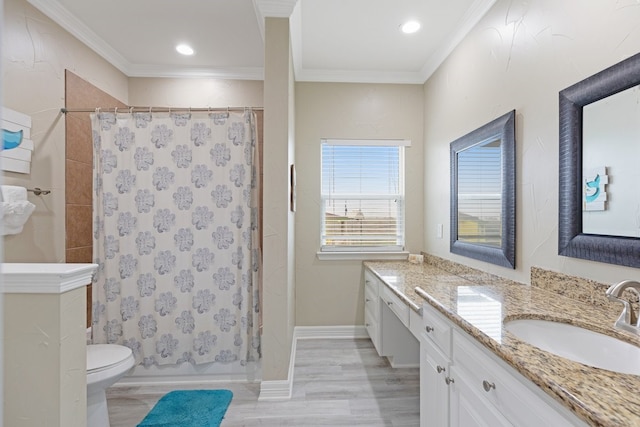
[91,110,260,367]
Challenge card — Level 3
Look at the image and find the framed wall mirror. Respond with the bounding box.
[450,110,516,269]
[559,52,640,268]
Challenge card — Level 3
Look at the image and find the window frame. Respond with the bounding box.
[318,139,410,259]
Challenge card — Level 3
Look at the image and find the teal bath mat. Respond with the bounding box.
[137,389,233,427]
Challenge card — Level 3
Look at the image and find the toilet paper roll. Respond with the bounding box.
[0,185,28,203]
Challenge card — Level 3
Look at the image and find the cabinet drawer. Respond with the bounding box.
[422,303,452,357]
[364,269,379,295]
[452,329,582,427]
[365,284,378,319]
[409,308,422,340]
[365,307,378,337]
[380,285,409,327]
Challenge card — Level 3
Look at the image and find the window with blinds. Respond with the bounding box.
[320,139,408,252]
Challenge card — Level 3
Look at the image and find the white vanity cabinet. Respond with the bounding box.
[364,267,419,367]
[421,303,587,427]
[420,301,453,427]
[364,269,382,355]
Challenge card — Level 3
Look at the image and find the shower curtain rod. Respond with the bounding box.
[60,106,263,114]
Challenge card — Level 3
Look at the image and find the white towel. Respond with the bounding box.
[1,185,28,203]
[1,200,36,235]
[0,186,35,235]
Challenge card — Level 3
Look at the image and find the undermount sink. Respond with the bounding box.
[504,319,640,376]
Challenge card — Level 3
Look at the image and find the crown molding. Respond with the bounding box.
[254,0,299,18]
[419,0,498,82]
[127,65,264,81]
[27,0,131,75]
[295,68,426,85]
[27,0,496,84]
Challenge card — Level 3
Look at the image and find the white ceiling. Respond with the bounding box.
[27,0,496,84]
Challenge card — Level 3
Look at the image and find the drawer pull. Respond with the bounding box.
[365,298,372,302]
[387,301,393,306]
[482,380,496,392]
[436,365,445,374]
[425,325,434,333]
[445,377,455,385]
[365,323,370,327]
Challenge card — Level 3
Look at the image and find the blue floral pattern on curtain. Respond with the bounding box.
[91,110,260,367]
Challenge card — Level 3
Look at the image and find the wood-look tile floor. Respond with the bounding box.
[107,338,420,426]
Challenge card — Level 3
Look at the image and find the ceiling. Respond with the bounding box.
[27,0,496,84]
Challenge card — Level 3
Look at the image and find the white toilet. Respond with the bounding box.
[87,344,135,427]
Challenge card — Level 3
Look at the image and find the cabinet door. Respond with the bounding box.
[421,336,450,427]
[449,366,511,427]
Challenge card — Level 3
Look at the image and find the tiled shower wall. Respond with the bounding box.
[64,71,264,327]
[65,70,127,327]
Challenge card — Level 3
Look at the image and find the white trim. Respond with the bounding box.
[419,0,497,81]
[294,68,427,84]
[254,0,299,18]
[126,65,264,81]
[316,251,409,261]
[321,138,411,147]
[2,263,97,294]
[115,375,257,388]
[257,379,292,401]
[258,335,297,401]
[26,0,130,75]
[295,325,368,340]
[258,325,370,400]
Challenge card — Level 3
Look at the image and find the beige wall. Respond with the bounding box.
[4,288,87,427]
[423,0,640,284]
[295,83,425,326]
[128,77,263,107]
[2,0,128,262]
[261,17,296,382]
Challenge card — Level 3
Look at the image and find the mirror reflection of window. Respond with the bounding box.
[457,138,502,247]
[583,85,640,237]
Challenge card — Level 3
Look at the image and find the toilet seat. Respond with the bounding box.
[87,344,133,374]
[86,344,135,427]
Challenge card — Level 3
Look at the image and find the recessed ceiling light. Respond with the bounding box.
[401,21,421,34]
[176,44,194,56]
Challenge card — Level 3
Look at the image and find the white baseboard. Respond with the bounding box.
[258,332,297,401]
[258,325,369,400]
[294,325,368,340]
[257,379,293,401]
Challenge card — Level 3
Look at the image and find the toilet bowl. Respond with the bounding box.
[87,344,135,427]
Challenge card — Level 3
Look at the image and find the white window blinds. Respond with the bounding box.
[320,139,409,252]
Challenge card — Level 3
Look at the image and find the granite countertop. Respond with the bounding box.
[364,260,640,427]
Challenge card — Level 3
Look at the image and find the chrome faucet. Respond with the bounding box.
[606,280,640,335]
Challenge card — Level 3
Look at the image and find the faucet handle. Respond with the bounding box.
[607,280,640,332]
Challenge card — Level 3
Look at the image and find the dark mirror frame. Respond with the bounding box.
[450,110,516,269]
[559,52,640,268]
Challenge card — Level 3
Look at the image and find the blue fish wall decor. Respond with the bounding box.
[2,129,23,150]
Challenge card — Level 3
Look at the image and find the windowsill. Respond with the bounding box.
[316,251,410,261]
